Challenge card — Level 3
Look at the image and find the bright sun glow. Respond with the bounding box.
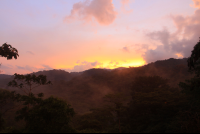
[176,53,184,58]
[101,60,146,69]
[0,0,195,75]
[55,59,146,71]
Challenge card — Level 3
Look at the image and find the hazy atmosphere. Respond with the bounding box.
[2,0,200,133]
[1,0,199,74]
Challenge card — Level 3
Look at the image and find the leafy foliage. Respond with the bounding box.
[7,73,76,132]
[73,108,113,132]
[179,37,200,99]
[15,95,75,133]
[103,93,129,133]
[187,38,200,73]
[7,72,77,133]
[3,38,200,133]
[8,73,52,95]
[131,76,169,93]
[0,89,16,108]
[176,38,200,132]
[180,39,200,91]
[73,93,130,133]
[127,76,185,133]
[0,43,19,60]
[0,113,4,131]
[0,88,19,131]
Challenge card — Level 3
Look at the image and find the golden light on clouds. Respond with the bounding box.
[55,58,145,72]
[102,59,145,69]
[176,53,184,58]
[0,0,196,74]
[65,0,117,25]
[192,0,200,8]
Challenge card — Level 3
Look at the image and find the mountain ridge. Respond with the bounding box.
[0,58,192,114]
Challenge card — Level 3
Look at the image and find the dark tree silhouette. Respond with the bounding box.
[0,113,4,131]
[128,76,184,133]
[180,37,200,91]
[0,43,19,130]
[103,93,128,133]
[0,43,19,60]
[131,76,169,94]
[8,73,52,96]
[187,38,200,74]
[15,96,75,133]
[0,43,19,73]
[178,37,200,133]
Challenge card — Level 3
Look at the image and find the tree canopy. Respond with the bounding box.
[180,38,200,91]
[187,38,200,74]
[0,43,19,60]
[8,73,52,96]
[15,95,75,133]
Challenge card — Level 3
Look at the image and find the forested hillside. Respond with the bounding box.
[0,58,192,114]
[0,54,199,133]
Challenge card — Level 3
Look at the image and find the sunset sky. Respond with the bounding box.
[0,0,200,74]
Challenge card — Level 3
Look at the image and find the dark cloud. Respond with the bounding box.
[142,8,200,63]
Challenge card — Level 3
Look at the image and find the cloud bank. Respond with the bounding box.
[64,0,117,25]
[142,1,200,63]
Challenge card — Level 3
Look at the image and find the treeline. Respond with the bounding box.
[0,39,200,133]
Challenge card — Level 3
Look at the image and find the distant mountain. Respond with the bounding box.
[146,58,188,69]
[0,58,192,114]
[0,74,12,79]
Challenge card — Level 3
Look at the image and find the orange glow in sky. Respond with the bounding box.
[0,0,197,75]
[55,59,145,71]
[176,53,184,58]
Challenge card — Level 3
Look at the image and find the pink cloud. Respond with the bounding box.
[120,0,134,14]
[64,0,117,25]
[121,0,130,5]
[143,7,200,63]
[193,0,200,8]
[171,9,200,38]
[121,0,134,8]
[66,61,102,72]
[142,0,200,63]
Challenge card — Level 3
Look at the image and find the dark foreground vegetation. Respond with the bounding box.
[0,39,200,133]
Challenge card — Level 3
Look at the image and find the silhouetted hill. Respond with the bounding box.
[0,58,192,114]
[82,68,110,77]
[146,58,188,69]
[32,70,76,82]
[0,74,12,79]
